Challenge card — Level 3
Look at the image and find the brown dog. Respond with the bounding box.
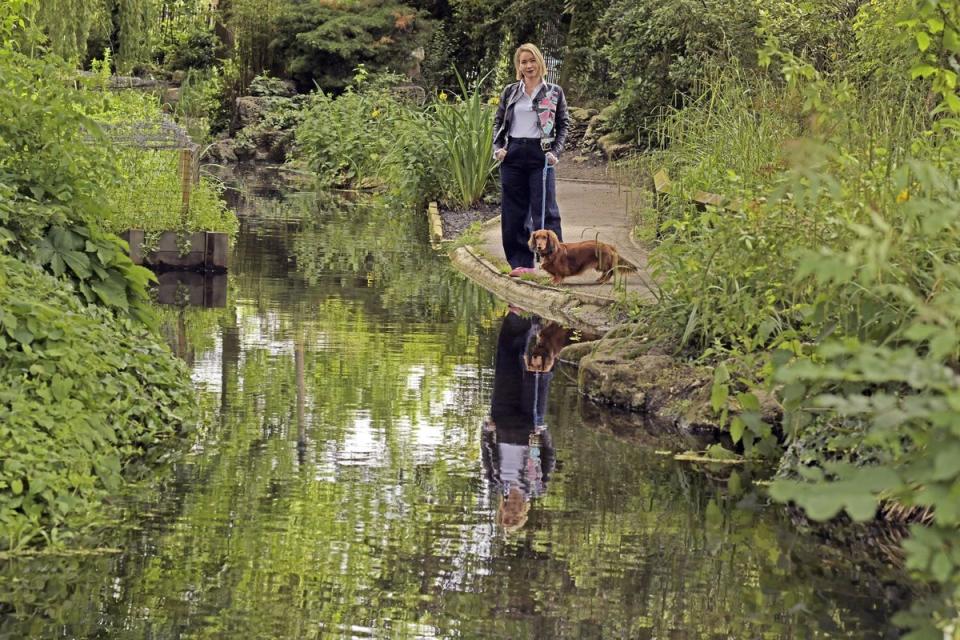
[528,229,619,285]
[524,321,574,373]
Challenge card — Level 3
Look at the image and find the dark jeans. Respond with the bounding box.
[499,138,562,269]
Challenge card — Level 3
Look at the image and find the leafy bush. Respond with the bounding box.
[597,0,761,138]
[597,0,871,141]
[0,256,197,549]
[295,68,499,208]
[102,149,238,237]
[0,44,164,322]
[625,1,960,633]
[247,73,293,97]
[296,69,443,202]
[172,67,228,140]
[158,25,218,71]
[270,0,433,92]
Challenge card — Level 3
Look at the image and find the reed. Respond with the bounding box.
[430,70,497,208]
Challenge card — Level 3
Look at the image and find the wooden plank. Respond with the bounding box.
[653,169,672,194]
[123,230,229,271]
[120,229,145,265]
[205,232,229,271]
[156,272,227,307]
[427,201,443,247]
[692,190,725,209]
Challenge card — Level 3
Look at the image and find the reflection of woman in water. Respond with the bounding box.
[482,310,564,534]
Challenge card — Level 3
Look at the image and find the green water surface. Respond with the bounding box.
[0,183,900,639]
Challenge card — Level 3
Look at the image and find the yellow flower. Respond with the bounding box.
[896,189,910,203]
[371,109,381,118]
[438,91,448,102]
[488,95,500,105]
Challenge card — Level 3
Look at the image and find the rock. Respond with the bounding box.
[248,76,297,97]
[569,107,595,122]
[598,133,634,160]
[235,96,270,128]
[162,87,180,108]
[576,335,717,431]
[275,79,297,98]
[202,139,238,164]
[249,129,294,163]
[558,341,595,364]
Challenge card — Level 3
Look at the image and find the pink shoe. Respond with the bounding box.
[508,266,536,277]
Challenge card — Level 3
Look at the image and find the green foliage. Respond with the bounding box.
[23,0,153,72]
[0,40,163,323]
[268,0,433,92]
[295,68,498,208]
[638,68,804,352]
[157,23,217,71]
[596,0,872,140]
[624,0,960,633]
[35,224,157,324]
[172,67,228,140]
[104,150,237,237]
[247,73,293,97]
[220,0,285,88]
[442,0,566,89]
[296,67,442,202]
[0,256,197,550]
[899,0,960,118]
[597,0,760,138]
[296,69,422,189]
[0,40,234,319]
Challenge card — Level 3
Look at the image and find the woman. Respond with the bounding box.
[481,310,558,535]
[492,43,569,277]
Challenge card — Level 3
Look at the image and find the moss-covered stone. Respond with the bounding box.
[576,335,717,432]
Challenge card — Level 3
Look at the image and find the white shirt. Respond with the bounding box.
[509,81,546,139]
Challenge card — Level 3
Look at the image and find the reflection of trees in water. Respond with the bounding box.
[0,188,899,639]
[1,354,901,640]
[229,190,498,324]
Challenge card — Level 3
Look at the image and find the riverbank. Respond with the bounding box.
[440,176,737,435]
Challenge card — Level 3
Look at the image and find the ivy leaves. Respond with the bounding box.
[0,256,197,551]
[33,224,157,325]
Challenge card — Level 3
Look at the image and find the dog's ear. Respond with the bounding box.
[547,230,559,252]
[528,231,539,252]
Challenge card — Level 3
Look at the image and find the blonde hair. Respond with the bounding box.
[513,43,547,82]
[496,486,530,534]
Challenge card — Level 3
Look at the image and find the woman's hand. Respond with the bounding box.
[495,148,507,162]
[546,152,558,166]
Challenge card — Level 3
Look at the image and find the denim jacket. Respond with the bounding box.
[492,81,569,158]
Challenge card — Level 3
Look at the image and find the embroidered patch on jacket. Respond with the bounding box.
[535,88,560,137]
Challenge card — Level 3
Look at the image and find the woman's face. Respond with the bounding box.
[518,51,540,83]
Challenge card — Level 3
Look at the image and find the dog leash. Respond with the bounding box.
[540,154,553,232]
[534,154,554,267]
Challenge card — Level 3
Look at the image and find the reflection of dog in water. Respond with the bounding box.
[524,321,573,373]
[529,228,621,285]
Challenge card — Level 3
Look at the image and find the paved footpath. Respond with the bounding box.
[476,178,657,302]
[448,177,657,332]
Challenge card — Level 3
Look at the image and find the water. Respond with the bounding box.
[0,179,901,639]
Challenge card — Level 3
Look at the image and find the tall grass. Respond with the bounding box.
[623,64,931,354]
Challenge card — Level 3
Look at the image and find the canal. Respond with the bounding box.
[0,179,900,639]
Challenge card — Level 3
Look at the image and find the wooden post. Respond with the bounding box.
[179,148,193,227]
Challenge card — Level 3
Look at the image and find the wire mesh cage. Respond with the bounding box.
[100,115,202,229]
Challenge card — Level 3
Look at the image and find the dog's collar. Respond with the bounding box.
[536,245,555,258]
